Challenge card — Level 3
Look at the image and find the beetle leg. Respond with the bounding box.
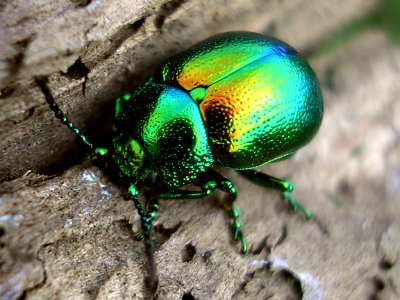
[238,169,313,219]
[158,169,248,254]
[199,170,248,254]
[128,183,159,291]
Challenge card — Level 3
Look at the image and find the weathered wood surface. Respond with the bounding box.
[1,0,399,299]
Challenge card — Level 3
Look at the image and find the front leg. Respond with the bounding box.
[238,169,313,219]
[128,183,159,291]
[159,169,248,254]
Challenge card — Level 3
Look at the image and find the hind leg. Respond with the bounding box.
[238,169,313,219]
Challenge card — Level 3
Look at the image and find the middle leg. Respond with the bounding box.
[158,169,248,253]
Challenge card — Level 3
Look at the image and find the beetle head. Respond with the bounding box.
[112,134,147,182]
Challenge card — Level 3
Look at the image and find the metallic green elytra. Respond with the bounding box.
[115,32,322,187]
[36,31,323,291]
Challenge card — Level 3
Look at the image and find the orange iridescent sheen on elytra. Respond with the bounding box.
[156,32,323,169]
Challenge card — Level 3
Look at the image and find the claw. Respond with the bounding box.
[283,191,313,219]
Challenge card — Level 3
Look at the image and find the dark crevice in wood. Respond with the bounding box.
[181,243,196,262]
[155,0,187,30]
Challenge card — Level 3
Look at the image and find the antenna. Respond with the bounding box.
[35,76,108,156]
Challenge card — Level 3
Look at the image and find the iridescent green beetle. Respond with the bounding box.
[36,32,323,289]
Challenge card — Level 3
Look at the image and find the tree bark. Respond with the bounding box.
[1,0,399,299]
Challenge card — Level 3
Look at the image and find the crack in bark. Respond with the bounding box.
[155,0,187,30]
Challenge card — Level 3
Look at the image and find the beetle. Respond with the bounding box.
[35,31,323,290]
